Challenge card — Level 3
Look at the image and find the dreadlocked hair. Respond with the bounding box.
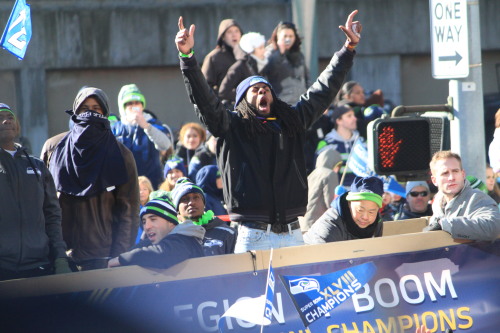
[236,98,303,138]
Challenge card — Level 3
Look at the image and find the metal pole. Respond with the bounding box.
[449,0,486,181]
[292,0,318,80]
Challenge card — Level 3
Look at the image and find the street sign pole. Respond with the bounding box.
[430,0,486,181]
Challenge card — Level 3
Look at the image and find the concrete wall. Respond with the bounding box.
[0,0,498,155]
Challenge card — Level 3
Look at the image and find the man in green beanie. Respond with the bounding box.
[113,84,172,189]
[304,176,384,243]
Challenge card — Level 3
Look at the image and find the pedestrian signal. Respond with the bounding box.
[367,117,431,177]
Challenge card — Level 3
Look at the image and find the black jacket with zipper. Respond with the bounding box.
[0,145,67,271]
[180,46,354,225]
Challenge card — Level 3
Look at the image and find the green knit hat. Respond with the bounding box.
[346,176,384,208]
[117,84,146,117]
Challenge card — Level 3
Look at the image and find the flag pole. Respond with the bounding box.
[260,248,274,333]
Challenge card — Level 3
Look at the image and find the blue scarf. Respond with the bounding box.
[50,111,128,197]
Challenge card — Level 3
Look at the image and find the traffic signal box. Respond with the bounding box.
[368,117,432,179]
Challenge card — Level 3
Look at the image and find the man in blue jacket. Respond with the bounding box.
[108,195,205,269]
[113,84,172,189]
[0,103,71,280]
[175,11,362,252]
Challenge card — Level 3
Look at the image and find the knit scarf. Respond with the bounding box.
[50,111,128,197]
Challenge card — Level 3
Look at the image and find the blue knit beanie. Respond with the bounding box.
[171,179,206,210]
[234,76,275,107]
[346,176,384,208]
[140,196,178,225]
[163,156,187,179]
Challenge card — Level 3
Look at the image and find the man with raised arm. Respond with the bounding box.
[175,11,362,252]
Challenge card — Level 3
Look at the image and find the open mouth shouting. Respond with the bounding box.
[258,96,271,114]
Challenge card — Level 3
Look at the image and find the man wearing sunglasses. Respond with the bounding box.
[394,181,433,220]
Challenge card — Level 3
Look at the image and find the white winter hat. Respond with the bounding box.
[239,32,266,54]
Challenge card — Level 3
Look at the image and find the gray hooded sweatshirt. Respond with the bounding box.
[300,148,342,231]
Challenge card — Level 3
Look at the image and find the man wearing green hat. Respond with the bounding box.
[304,176,384,243]
[0,103,71,280]
[113,84,172,189]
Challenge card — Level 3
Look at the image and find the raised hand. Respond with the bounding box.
[339,10,362,46]
[175,16,195,55]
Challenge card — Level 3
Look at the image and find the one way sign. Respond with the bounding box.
[430,0,469,79]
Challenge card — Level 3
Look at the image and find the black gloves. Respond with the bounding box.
[54,257,72,274]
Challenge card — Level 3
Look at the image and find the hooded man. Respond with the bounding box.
[304,176,384,244]
[201,18,244,96]
[41,87,140,271]
[0,104,71,280]
[300,147,342,232]
[171,179,236,256]
[175,10,362,252]
[112,83,172,189]
[108,195,205,268]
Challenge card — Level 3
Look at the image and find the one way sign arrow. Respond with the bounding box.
[438,51,462,66]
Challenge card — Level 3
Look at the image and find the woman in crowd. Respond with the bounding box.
[174,122,206,170]
[486,164,500,204]
[263,21,309,105]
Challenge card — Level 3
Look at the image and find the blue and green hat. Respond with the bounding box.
[346,176,384,208]
[0,103,15,118]
[140,196,178,225]
[171,179,205,210]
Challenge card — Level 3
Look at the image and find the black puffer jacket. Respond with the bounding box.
[181,47,354,226]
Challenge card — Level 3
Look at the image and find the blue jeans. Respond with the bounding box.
[234,223,304,253]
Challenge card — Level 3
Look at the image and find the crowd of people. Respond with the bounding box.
[1,10,499,286]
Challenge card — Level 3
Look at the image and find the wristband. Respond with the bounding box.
[346,42,357,50]
[179,50,194,58]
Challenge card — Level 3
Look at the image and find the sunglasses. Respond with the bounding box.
[409,191,428,197]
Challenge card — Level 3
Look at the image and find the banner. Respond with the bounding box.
[280,262,377,326]
[0,0,32,59]
[1,241,500,332]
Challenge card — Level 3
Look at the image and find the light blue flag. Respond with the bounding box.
[280,262,377,327]
[1,0,32,59]
[263,260,275,323]
[347,139,374,178]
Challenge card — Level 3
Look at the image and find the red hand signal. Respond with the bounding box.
[378,126,402,168]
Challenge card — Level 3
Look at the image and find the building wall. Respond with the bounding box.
[0,0,498,155]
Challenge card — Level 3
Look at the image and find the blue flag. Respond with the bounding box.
[347,139,375,178]
[263,260,275,322]
[280,262,377,327]
[1,0,32,59]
